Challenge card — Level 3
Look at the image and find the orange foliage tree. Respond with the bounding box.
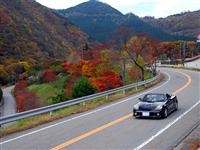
[125,35,158,80]
[90,69,123,92]
[14,80,39,112]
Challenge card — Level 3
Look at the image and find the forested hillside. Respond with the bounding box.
[143,10,200,38]
[0,0,94,63]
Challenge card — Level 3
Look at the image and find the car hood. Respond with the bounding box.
[137,102,165,111]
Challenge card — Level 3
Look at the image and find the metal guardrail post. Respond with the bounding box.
[135,86,138,91]
[0,73,160,125]
[49,111,53,117]
[106,95,109,100]
[122,89,125,95]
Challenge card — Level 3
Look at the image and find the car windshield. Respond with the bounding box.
[142,94,166,102]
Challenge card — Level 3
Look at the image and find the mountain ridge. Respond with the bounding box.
[56,0,194,42]
[142,10,200,38]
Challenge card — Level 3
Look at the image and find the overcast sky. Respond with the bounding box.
[36,0,200,18]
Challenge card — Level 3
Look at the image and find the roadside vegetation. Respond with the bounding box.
[12,33,161,113]
[0,73,164,136]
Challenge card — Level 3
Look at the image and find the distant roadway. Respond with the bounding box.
[0,68,199,149]
[1,85,16,117]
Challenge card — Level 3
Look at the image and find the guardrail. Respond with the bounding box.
[0,74,160,125]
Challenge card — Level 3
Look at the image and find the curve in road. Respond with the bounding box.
[50,69,194,150]
[0,68,199,150]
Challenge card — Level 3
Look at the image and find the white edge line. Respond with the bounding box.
[134,100,200,150]
[0,71,171,145]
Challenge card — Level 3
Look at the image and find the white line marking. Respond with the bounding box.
[134,100,200,150]
[0,71,170,145]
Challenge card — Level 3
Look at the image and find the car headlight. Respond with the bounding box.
[155,105,163,110]
[134,103,140,110]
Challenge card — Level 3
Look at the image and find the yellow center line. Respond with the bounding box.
[50,72,192,150]
[50,113,132,150]
[172,73,192,95]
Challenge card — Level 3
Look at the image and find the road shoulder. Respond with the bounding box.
[174,122,200,150]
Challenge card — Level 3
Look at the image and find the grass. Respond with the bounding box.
[29,83,57,101]
[144,71,154,80]
[28,76,68,104]
[0,73,164,136]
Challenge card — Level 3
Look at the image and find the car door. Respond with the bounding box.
[166,97,174,113]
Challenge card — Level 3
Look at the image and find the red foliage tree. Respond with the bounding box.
[90,69,123,92]
[14,80,39,112]
[43,69,56,82]
[158,42,177,60]
[128,68,142,82]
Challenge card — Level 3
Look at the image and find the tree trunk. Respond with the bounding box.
[132,58,145,81]
[125,50,145,81]
[122,58,126,85]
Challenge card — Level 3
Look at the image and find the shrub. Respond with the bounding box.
[72,76,96,98]
[43,69,56,82]
[0,67,9,85]
[50,89,68,104]
[90,69,123,92]
[14,80,39,112]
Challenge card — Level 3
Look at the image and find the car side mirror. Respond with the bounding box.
[166,93,171,99]
[139,98,142,101]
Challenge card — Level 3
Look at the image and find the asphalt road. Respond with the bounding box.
[0,68,199,150]
[1,86,16,117]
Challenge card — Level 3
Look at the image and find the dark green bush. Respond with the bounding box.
[50,89,68,104]
[72,76,96,98]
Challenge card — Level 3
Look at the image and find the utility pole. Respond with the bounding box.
[180,41,186,66]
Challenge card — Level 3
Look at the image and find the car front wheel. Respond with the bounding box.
[162,108,168,118]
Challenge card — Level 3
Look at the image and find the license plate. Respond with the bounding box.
[142,112,149,116]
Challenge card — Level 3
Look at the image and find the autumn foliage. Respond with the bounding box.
[90,69,123,92]
[63,59,123,96]
[14,80,38,112]
[43,69,56,82]
[127,68,142,83]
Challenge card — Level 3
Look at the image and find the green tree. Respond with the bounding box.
[0,66,9,85]
[50,89,68,104]
[72,76,96,98]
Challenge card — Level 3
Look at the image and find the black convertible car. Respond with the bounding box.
[133,93,178,118]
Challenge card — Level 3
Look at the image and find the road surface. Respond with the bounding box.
[0,86,16,117]
[0,68,199,149]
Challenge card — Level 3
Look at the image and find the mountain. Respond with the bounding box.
[119,13,177,41]
[0,0,94,63]
[56,0,192,42]
[56,0,124,42]
[143,10,200,39]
